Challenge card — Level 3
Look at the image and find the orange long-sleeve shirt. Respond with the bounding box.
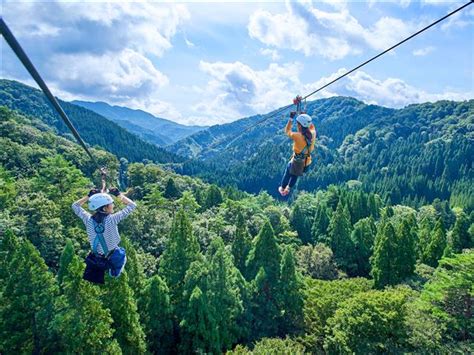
[285,119,316,166]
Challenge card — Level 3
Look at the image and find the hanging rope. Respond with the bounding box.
[0,17,101,170]
[201,0,473,154]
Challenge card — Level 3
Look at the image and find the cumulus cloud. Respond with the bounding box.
[303,69,473,108]
[248,0,416,60]
[1,0,189,119]
[193,61,302,124]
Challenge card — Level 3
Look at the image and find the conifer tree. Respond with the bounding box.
[311,204,330,244]
[0,229,19,282]
[57,238,74,287]
[291,204,312,244]
[52,256,121,353]
[328,201,354,271]
[450,211,471,252]
[278,247,304,335]
[141,275,174,354]
[423,219,447,267]
[0,240,58,354]
[250,268,280,339]
[232,211,252,275]
[204,184,223,209]
[371,222,399,289]
[160,209,200,308]
[397,218,417,279]
[104,272,147,354]
[350,217,376,277]
[246,220,281,283]
[207,237,243,351]
[163,177,181,199]
[179,286,218,354]
[121,237,146,295]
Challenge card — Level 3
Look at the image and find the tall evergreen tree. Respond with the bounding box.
[179,286,218,354]
[397,217,417,280]
[250,268,280,340]
[327,201,354,271]
[246,220,281,282]
[121,237,146,295]
[350,217,376,277]
[371,222,399,289]
[450,211,471,252]
[232,211,252,275]
[52,256,121,353]
[0,240,58,354]
[204,184,224,209]
[163,177,181,199]
[0,229,19,282]
[57,238,74,287]
[141,275,174,355]
[104,272,146,354]
[278,247,304,335]
[207,237,243,352]
[291,204,312,244]
[423,219,447,267]
[311,204,330,244]
[159,209,200,309]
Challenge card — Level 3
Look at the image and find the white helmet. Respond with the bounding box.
[296,113,312,128]
[88,193,114,211]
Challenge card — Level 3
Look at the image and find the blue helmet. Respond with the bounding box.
[88,193,114,211]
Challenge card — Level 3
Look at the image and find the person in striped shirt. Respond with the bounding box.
[72,187,136,282]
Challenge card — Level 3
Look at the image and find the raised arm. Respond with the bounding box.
[72,194,93,225]
[109,188,137,224]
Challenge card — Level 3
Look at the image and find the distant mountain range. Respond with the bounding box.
[0,79,182,164]
[72,100,206,146]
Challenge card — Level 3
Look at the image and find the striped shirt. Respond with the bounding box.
[72,201,137,255]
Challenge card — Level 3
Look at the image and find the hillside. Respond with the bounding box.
[174,98,474,209]
[72,100,206,146]
[1,104,473,354]
[0,79,182,164]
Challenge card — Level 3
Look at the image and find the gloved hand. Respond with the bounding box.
[88,188,100,197]
[290,111,297,119]
[109,187,121,197]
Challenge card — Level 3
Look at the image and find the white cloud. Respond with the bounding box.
[413,46,436,56]
[193,60,302,124]
[2,1,190,122]
[303,69,474,108]
[260,48,281,61]
[49,49,169,100]
[248,0,415,60]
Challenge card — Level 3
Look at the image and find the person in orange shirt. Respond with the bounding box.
[278,112,316,196]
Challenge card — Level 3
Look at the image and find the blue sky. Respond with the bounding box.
[1,0,473,126]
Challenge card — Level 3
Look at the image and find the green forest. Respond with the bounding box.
[0,87,473,355]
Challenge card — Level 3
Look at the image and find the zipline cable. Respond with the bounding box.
[197,0,473,155]
[0,17,101,170]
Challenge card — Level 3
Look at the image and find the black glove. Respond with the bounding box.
[109,187,121,197]
[88,188,100,197]
[290,111,297,119]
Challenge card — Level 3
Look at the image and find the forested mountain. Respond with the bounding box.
[0,79,182,164]
[175,98,474,210]
[72,100,206,146]
[1,102,473,353]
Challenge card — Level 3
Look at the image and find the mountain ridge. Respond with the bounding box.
[72,100,207,146]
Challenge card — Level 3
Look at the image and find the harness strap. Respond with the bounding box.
[92,221,109,256]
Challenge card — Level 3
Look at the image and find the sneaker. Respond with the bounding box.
[278,186,286,196]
